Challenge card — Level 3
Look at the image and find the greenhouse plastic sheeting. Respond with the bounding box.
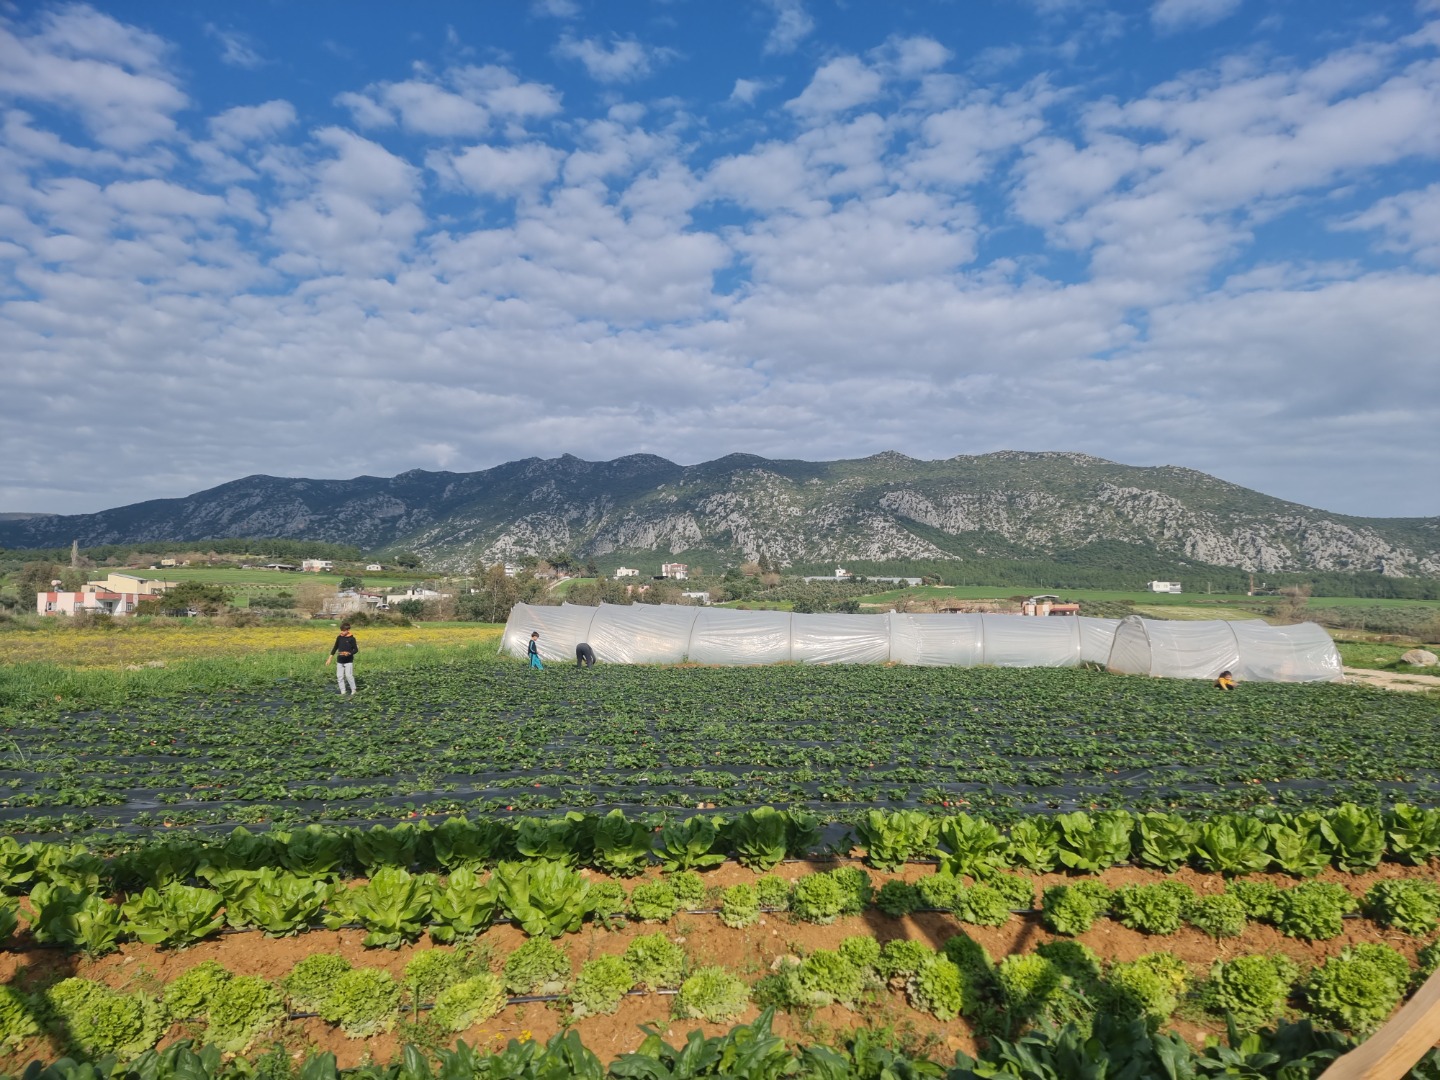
[1229,620,1343,683]
[1106,616,1342,683]
[688,608,793,665]
[1077,617,1121,665]
[586,602,701,665]
[790,612,893,665]
[980,613,1085,667]
[499,602,598,662]
[889,614,987,667]
[500,602,1328,681]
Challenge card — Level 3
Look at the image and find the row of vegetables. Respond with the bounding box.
[5,800,1440,895]
[6,856,1440,956]
[3,920,1436,1063]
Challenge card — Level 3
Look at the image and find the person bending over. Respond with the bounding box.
[1214,670,1237,690]
[576,642,596,667]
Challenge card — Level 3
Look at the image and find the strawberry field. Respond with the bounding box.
[3,661,1439,838]
[4,649,1440,1077]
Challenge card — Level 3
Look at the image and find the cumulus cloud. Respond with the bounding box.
[1151,0,1243,33]
[760,0,815,56]
[553,34,672,83]
[3,3,1440,521]
[784,56,885,119]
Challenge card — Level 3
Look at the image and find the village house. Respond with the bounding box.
[37,572,177,617]
[660,562,688,580]
[614,566,639,578]
[301,559,334,572]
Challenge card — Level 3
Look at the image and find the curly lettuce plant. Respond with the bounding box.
[1364,879,1440,935]
[502,937,570,995]
[432,974,506,1032]
[281,953,352,1012]
[206,976,284,1053]
[1184,893,1248,939]
[572,955,636,1017]
[1040,881,1113,936]
[629,880,680,923]
[1306,945,1408,1034]
[318,968,401,1038]
[720,883,760,928]
[1112,881,1192,935]
[907,956,965,1021]
[1202,954,1298,1029]
[624,932,686,990]
[674,966,749,1023]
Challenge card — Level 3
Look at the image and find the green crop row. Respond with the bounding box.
[4,802,1439,907]
[7,930,1440,1074]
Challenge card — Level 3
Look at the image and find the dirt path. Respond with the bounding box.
[1345,666,1440,692]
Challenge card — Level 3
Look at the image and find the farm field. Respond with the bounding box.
[4,624,1440,1075]
[5,653,1440,838]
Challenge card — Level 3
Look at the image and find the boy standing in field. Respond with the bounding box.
[528,630,544,670]
[327,621,359,695]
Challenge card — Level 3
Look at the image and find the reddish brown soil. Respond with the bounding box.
[4,858,1439,1070]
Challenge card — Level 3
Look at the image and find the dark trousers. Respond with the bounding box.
[576,643,596,667]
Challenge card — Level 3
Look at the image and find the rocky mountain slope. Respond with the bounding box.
[2,452,1436,576]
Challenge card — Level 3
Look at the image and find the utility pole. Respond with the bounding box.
[70,539,78,568]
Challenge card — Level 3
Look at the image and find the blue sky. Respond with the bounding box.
[2,0,1438,519]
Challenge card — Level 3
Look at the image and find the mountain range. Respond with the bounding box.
[2,452,1437,577]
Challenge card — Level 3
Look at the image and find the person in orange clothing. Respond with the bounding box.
[1214,669,1237,690]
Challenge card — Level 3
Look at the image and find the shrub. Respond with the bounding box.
[207,975,283,1053]
[666,870,707,907]
[43,978,166,1057]
[674,966,749,1023]
[916,872,964,912]
[163,959,232,1020]
[1307,946,1409,1034]
[282,953,352,1011]
[623,933,686,990]
[1364,879,1440,935]
[319,968,401,1037]
[1185,893,1248,939]
[502,937,570,995]
[1041,882,1113,936]
[875,880,920,917]
[629,880,680,923]
[796,950,865,1009]
[754,875,791,911]
[878,939,934,980]
[572,955,635,1018]
[837,935,882,973]
[958,883,1013,927]
[1272,882,1356,941]
[1101,953,1188,1030]
[404,949,469,1002]
[1,984,40,1053]
[908,957,964,1021]
[1202,954,1298,1028]
[1112,882,1192,935]
[432,974,505,1032]
[791,873,848,925]
[720,883,759,928]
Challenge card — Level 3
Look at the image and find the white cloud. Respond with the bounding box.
[0,5,187,149]
[729,77,777,105]
[877,35,952,78]
[1151,0,1243,33]
[205,24,264,69]
[209,100,297,149]
[785,56,885,119]
[531,0,580,16]
[760,0,814,56]
[431,142,564,195]
[1337,183,1440,265]
[553,34,672,83]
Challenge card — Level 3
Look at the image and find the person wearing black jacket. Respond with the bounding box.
[326,622,359,695]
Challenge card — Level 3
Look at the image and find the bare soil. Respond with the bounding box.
[1344,666,1440,692]
[5,858,1439,1070]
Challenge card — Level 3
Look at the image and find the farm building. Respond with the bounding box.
[500,602,1341,682]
